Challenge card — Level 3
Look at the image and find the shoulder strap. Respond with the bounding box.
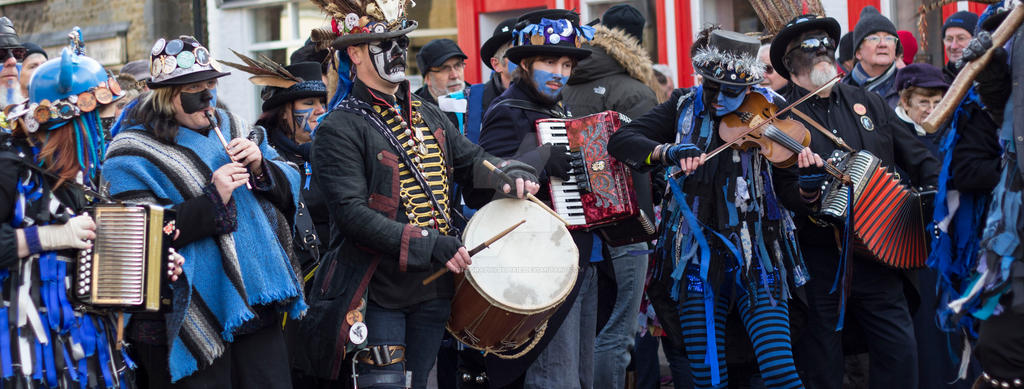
[492,98,568,118]
[791,108,854,152]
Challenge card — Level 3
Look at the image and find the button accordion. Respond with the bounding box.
[819,150,927,269]
[74,204,175,312]
[536,111,656,246]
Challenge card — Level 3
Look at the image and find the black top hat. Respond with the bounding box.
[480,18,517,70]
[0,17,22,49]
[770,14,841,80]
[261,62,327,111]
[147,36,230,88]
[505,9,593,65]
[693,29,764,86]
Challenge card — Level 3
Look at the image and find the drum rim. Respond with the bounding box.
[462,199,579,314]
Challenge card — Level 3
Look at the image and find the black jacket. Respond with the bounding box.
[480,73,505,111]
[299,79,500,379]
[267,129,330,269]
[773,82,940,244]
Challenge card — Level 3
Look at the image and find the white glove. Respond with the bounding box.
[37,214,96,251]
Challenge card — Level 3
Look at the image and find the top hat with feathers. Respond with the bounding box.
[310,0,418,50]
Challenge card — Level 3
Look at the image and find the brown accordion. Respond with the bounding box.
[820,150,927,269]
[74,204,175,312]
[535,111,657,246]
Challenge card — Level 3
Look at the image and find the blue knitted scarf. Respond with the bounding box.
[102,109,307,381]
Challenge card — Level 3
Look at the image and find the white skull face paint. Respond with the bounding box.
[368,36,410,84]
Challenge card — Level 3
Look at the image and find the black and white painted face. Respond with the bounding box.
[368,36,410,84]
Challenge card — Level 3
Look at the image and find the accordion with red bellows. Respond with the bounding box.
[820,150,928,269]
[535,111,657,246]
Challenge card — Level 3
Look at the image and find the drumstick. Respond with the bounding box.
[481,160,570,226]
[421,219,526,285]
[205,111,252,190]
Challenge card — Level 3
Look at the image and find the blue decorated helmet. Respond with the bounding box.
[12,27,124,132]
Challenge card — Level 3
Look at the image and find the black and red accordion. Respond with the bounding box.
[535,111,656,246]
[820,150,928,269]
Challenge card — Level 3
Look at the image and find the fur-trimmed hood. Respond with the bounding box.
[568,25,654,89]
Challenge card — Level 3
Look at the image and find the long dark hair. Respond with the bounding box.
[127,87,184,144]
[255,104,295,142]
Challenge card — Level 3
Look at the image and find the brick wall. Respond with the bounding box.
[0,0,205,66]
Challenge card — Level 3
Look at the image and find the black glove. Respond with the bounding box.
[975,47,1011,123]
[959,30,993,65]
[489,160,538,197]
[798,164,827,192]
[544,144,572,180]
[662,143,701,166]
[431,235,463,264]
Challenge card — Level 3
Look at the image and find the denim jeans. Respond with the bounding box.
[362,298,451,389]
[524,263,597,389]
[594,242,649,389]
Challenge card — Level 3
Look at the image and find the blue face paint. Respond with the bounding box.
[210,87,218,109]
[507,61,518,74]
[292,107,316,134]
[532,68,568,99]
[715,85,747,115]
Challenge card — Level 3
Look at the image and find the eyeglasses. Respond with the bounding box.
[943,35,970,45]
[0,47,26,61]
[786,36,835,56]
[432,61,466,74]
[863,35,898,45]
[373,36,410,51]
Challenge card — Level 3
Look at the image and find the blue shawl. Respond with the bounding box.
[102,109,307,381]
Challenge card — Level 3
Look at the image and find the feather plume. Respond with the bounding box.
[218,49,302,89]
[310,0,366,20]
[310,27,336,51]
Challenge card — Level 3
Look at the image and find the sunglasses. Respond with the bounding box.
[0,47,26,62]
[787,37,835,56]
[764,65,774,74]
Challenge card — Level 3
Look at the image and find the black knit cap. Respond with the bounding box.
[22,42,46,59]
[602,4,645,44]
[837,32,854,63]
[943,10,978,37]
[853,6,901,54]
[0,17,22,49]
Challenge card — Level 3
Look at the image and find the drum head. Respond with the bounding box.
[463,199,579,313]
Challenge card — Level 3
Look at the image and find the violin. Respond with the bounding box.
[670,76,849,183]
[717,92,811,168]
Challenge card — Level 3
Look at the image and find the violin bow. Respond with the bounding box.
[669,75,843,179]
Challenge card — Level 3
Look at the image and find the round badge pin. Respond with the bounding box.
[853,103,867,116]
[108,79,123,95]
[194,47,211,66]
[76,92,97,112]
[348,321,368,344]
[24,117,38,133]
[33,105,51,124]
[345,310,363,326]
[530,34,545,45]
[860,115,874,131]
[55,101,77,120]
[548,34,560,44]
[162,55,177,75]
[151,38,166,56]
[94,87,113,105]
[176,50,196,69]
[165,39,184,56]
[345,13,359,30]
[150,57,163,78]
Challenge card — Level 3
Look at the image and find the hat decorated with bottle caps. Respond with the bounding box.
[505,9,594,64]
[310,0,418,50]
[147,35,230,88]
[3,27,124,133]
[692,29,765,86]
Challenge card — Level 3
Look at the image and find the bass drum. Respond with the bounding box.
[447,198,579,355]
